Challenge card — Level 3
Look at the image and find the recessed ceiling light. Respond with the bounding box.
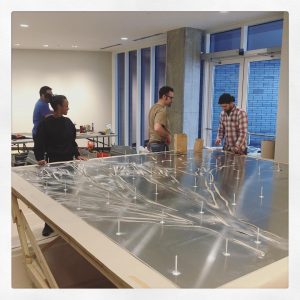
[43,44,49,47]
[72,45,78,48]
[121,37,128,41]
[20,24,29,28]
[15,43,21,46]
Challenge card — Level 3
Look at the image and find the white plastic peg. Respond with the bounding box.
[200,201,204,214]
[222,238,231,256]
[232,193,237,206]
[259,186,264,198]
[254,227,261,244]
[116,219,121,236]
[172,255,181,276]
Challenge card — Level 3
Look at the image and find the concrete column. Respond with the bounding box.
[166,27,202,149]
[274,12,288,163]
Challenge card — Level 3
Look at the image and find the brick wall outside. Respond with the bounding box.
[210,59,280,149]
[247,59,280,147]
[211,63,240,145]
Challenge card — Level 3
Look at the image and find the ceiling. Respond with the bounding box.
[12,11,282,52]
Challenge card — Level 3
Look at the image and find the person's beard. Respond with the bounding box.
[225,106,232,115]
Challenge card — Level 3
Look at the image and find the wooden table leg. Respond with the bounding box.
[12,193,58,288]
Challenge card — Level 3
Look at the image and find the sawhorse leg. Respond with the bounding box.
[12,193,58,288]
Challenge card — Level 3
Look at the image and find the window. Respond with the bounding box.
[211,63,240,145]
[210,28,241,52]
[154,44,166,101]
[203,19,283,153]
[247,20,283,50]
[203,57,281,152]
[117,53,125,145]
[141,47,151,146]
[247,59,281,147]
[198,60,204,137]
[115,45,166,148]
[129,51,137,146]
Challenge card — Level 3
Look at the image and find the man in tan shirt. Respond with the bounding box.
[148,86,174,152]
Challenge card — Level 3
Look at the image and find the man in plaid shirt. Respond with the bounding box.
[215,93,248,155]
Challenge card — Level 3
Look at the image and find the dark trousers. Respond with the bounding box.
[223,146,248,155]
[47,154,74,163]
[149,143,169,153]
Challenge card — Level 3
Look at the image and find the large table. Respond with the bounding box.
[11,149,288,288]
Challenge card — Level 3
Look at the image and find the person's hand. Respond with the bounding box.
[76,156,88,161]
[166,134,171,145]
[37,160,46,166]
[233,146,243,155]
[215,138,222,145]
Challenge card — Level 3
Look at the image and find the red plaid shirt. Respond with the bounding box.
[217,106,248,152]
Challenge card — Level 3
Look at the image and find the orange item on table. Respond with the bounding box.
[87,141,94,150]
[97,152,109,158]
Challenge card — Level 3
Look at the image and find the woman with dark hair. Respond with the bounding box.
[34,95,86,236]
[34,95,85,165]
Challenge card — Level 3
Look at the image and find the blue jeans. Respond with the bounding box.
[149,143,169,152]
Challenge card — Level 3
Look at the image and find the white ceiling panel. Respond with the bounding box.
[12,11,282,52]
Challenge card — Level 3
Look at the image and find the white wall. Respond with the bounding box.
[274,12,288,163]
[12,49,112,135]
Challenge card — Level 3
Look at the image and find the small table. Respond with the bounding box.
[76,133,118,151]
[11,134,34,153]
